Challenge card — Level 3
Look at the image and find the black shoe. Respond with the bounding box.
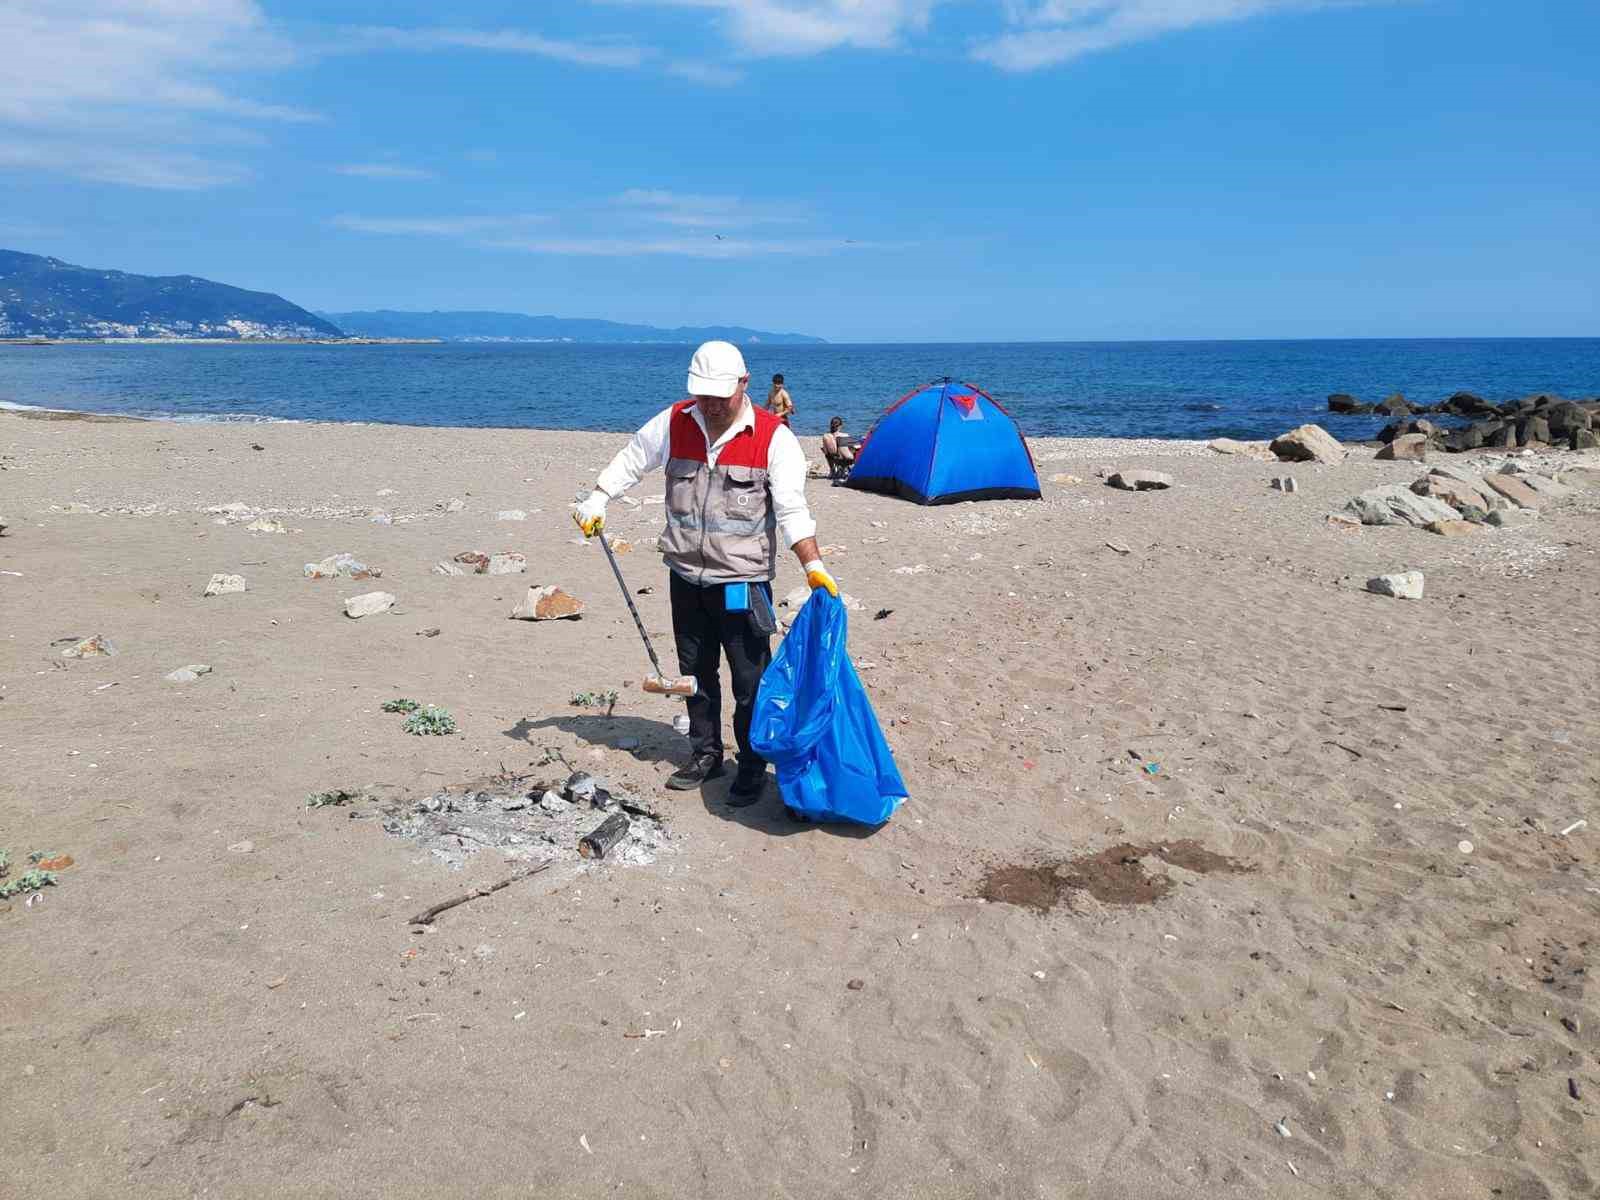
[666,752,723,791]
[726,767,767,808]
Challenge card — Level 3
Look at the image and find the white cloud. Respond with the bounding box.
[664,61,747,86]
[617,188,805,229]
[975,0,1343,70]
[329,215,546,236]
[344,26,650,69]
[0,0,311,189]
[331,200,882,258]
[334,163,435,181]
[622,1,937,56]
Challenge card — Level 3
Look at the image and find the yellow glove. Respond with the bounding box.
[803,560,838,597]
[573,490,607,538]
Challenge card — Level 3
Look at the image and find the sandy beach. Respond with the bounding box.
[2,409,1597,1199]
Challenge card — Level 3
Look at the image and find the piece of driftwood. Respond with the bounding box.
[407,859,555,925]
[578,812,631,860]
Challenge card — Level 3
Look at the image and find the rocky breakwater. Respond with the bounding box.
[1333,391,1600,455]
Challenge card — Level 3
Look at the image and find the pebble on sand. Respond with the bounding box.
[344,591,396,619]
[203,573,246,597]
[165,664,213,683]
[1107,470,1172,491]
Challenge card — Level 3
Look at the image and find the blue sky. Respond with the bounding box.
[1,1,1596,342]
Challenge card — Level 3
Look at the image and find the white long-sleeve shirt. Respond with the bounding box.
[595,401,817,548]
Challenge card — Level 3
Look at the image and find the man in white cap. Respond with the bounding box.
[573,340,838,806]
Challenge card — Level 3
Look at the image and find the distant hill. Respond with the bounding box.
[0,248,343,340]
[319,309,826,345]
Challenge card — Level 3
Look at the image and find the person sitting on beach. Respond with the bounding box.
[821,416,856,481]
[766,374,793,426]
[572,341,838,809]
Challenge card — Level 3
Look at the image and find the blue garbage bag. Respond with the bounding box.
[751,590,908,825]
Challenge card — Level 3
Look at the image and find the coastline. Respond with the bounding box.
[2,411,1597,1196]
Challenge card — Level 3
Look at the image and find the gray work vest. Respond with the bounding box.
[659,402,780,584]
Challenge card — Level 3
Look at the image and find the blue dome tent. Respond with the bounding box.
[846,379,1041,505]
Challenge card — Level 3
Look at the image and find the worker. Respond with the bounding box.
[573,341,837,807]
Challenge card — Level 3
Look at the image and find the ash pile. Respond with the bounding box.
[376,770,672,871]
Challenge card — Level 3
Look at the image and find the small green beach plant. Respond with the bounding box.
[0,869,55,900]
[306,789,362,808]
[403,705,457,736]
[381,698,421,714]
[570,689,619,717]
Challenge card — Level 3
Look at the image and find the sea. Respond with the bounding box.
[1,339,1596,441]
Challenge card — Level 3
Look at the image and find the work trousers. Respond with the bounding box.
[669,572,772,766]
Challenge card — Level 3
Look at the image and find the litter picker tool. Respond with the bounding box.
[596,528,697,697]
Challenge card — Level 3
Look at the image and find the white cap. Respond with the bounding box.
[686,340,747,398]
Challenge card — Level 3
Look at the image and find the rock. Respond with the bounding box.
[1424,519,1479,537]
[432,560,467,576]
[537,789,565,814]
[61,634,117,658]
[344,591,396,619]
[1482,474,1543,510]
[304,553,380,580]
[1324,513,1362,531]
[1327,393,1367,414]
[1486,507,1538,527]
[1375,433,1428,461]
[1367,571,1424,600]
[486,552,527,576]
[245,518,284,533]
[1107,470,1172,491]
[1571,428,1600,450]
[203,573,246,597]
[497,510,527,521]
[1207,437,1272,458]
[452,551,491,573]
[1485,423,1518,449]
[1456,504,1489,524]
[164,663,213,683]
[1441,391,1496,417]
[1342,485,1461,527]
[1411,473,1500,512]
[510,586,585,620]
[1375,393,1412,416]
[1517,416,1552,447]
[1515,474,1576,501]
[1547,402,1592,437]
[1442,426,1484,453]
[1269,424,1346,465]
[1049,473,1084,484]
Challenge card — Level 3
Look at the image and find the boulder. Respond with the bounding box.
[1327,394,1371,414]
[1441,391,1496,418]
[1412,474,1502,513]
[164,664,213,683]
[61,634,117,658]
[1269,424,1346,465]
[1571,429,1600,450]
[1547,402,1591,437]
[1376,433,1428,461]
[510,586,585,621]
[1516,416,1552,447]
[486,552,527,576]
[1424,520,1479,537]
[1482,474,1543,510]
[1375,393,1412,416]
[1486,507,1538,528]
[203,573,246,597]
[1207,438,1274,459]
[344,591,396,619]
[1514,474,1576,501]
[304,553,380,580]
[1342,485,1461,527]
[1107,470,1172,491]
[1367,572,1424,600]
[1442,426,1483,453]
